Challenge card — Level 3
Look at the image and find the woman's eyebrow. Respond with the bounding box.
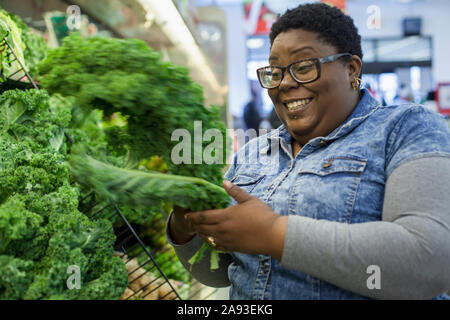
[290,46,316,55]
[269,46,316,62]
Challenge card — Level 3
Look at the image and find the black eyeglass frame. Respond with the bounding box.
[256,53,352,89]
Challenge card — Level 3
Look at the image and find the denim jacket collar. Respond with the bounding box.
[264,89,381,153]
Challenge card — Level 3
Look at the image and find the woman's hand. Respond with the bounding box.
[185,181,288,261]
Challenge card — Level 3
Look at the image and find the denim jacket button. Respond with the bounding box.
[322,160,333,168]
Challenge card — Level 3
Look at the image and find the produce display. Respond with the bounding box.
[0,89,128,299]
[116,252,181,300]
[0,5,230,300]
[0,8,48,80]
[0,10,25,80]
[37,33,229,184]
[37,33,231,270]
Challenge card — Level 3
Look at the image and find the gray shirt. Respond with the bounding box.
[166,157,450,299]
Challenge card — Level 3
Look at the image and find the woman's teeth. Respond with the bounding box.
[286,98,312,111]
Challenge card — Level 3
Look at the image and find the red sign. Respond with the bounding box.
[321,0,347,11]
[244,3,277,35]
[244,0,347,35]
[436,83,450,116]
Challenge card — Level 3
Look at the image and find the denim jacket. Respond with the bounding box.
[223,89,450,300]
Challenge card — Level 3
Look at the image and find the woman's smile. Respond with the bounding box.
[282,97,314,118]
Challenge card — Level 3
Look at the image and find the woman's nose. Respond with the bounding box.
[279,69,299,90]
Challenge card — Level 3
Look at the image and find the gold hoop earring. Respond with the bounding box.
[352,77,361,91]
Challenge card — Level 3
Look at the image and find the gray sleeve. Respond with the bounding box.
[280,156,450,299]
[165,211,232,288]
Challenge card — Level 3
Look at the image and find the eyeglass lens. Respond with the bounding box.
[259,60,318,88]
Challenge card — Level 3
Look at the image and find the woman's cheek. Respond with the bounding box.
[268,89,277,104]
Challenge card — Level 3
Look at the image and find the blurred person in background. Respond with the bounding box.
[242,83,263,135]
[168,3,450,300]
[423,90,438,113]
[393,83,413,104]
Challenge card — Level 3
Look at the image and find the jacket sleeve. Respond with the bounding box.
[280,156,450,299]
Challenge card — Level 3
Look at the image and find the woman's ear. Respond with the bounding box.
[348,55,363,79]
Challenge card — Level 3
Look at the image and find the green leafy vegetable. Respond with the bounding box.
[0,6,49,78]
[0,9,25,81]
[37,33,230,184]
[37,33,232,270]
[0,255,34,299]
[0,89,128,299]
[0,196,42,253]
[69,150,230,212]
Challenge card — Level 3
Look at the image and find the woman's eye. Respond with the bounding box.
[271,71,282,79]
[294,65,313,73]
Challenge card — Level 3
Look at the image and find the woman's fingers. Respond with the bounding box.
[185,209,225,225]
[193,222,222,236]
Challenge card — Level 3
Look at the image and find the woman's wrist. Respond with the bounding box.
[266,215,288,261]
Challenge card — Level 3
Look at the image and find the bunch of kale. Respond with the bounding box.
[37,33,231,269]
[0,89,128,299]
[38,33,230,185]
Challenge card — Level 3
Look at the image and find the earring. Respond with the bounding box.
[352,77,361,91]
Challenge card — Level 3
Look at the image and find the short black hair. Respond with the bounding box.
[269,3,363,60]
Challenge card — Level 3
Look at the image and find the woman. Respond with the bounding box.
[167,3,450,300]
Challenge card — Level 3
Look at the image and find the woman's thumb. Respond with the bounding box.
[223,180,252,203]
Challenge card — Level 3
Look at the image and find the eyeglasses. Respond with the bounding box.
[256,53,352,89]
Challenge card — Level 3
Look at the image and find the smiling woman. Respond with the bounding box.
[167,3,450,300]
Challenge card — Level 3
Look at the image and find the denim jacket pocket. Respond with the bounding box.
[228,173,265,207]
[291,156,367,222]
[230,173,265,193]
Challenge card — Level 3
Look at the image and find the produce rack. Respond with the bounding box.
[0,38,38,93]
[0,38,219,300]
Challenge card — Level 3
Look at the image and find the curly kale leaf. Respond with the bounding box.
[72,256,128,300]
[0,139,70,203]
[3,186,80,262]
[0,89,71,150]
[69,151,230,212]
[0,255,34,300]
[0,196,42,253]
[25,209,127,300]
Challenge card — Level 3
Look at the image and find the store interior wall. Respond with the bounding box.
[347,0,450,84]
